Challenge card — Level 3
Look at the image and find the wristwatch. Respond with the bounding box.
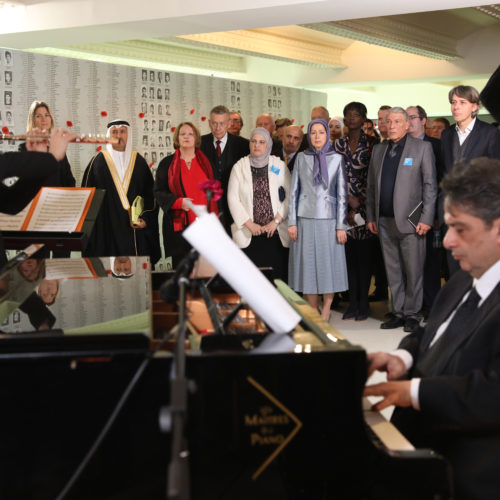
[274,218,280,225]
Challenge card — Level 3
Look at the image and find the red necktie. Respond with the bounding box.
[216,140,222,158]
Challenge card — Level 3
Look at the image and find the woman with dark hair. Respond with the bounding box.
[154,121,218,268]
[228,127,290,281]
[288,119,348,321]
[334,101,379,321]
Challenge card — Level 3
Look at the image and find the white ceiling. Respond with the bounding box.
[1,0,499,116]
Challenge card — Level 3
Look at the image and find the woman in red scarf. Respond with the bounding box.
[154,121,218,268]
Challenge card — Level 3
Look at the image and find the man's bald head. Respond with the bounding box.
[256,114,275,134]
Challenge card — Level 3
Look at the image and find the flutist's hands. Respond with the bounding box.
[48,129,78,161]
[26,128,49,153]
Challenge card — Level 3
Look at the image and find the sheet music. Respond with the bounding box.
[0,202,32,230]
[26,188,92,232]
[183,212,301,333]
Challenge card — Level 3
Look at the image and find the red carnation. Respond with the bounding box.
[101,111,108,117]
[66,120,73,127]
[142,262,148,270]
[1,126,9,134]
[139,112,145,118]
[199,179,223,213]
[291,119,295,123]
[300,124,305,128]
[171,126,176,133]
[201,116,207,121]
[190,109,195,115]
[96,146,102,152]
[149,162,155,168]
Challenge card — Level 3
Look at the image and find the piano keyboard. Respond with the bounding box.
[363,398,415,451]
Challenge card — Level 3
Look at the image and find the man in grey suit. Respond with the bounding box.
[366,107,437,332]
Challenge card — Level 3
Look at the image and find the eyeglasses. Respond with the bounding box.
[408,115,421,120]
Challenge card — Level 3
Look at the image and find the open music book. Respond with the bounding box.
[0,187,95,233]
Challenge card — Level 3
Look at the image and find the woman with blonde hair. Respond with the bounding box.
[21,100,75,187]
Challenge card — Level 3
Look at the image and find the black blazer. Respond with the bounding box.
[200,132,249,225]
[440,119,500,177]
[392,269,500,500]
[276,148,298,171]
[438,119,500,222]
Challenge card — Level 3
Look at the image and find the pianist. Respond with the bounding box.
[365,157,500,500]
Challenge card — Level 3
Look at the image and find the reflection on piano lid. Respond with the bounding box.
[0,256,152,338]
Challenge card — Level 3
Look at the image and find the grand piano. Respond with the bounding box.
[0,255,452,500]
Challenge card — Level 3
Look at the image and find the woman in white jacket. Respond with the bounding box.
[227,127,291,281]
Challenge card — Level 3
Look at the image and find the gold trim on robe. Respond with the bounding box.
[102,150,137,225]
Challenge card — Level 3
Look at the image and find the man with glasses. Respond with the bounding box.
[201,105,249,227]
[228,111,244,136]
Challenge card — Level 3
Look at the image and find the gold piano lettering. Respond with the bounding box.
[250,433,286,446]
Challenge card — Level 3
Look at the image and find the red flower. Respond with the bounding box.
[142,262,148,270]
[149,162,155,168]
[291,119,295,123]
[101,111,108,117]
[199,179,223,207]
[1,126,9,134]
[171,126,176,133]
[66,120,73,127]
[201,116,207,121]
[139,112,145,118]
[190,109,195,115]
[300,124,305,128]
[96,146,102,152]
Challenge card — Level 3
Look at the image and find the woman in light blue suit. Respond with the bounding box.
[288,119,349,320]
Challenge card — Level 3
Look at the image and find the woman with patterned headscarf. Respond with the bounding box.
[288,119,349,321]
[228,127,291,281]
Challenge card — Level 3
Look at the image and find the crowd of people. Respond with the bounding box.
[1,70,500,500]
[4,86,499,328]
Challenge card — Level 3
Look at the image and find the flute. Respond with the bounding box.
[0,134,118,144]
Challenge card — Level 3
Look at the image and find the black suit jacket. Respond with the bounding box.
[438,119,500,223]
[276,148,298,171]
[440,119,500,177]
[200,132,249,225]
[392,269,500,500]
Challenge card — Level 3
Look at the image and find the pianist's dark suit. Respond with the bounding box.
[200,132,249,226]
[392,269,500,500]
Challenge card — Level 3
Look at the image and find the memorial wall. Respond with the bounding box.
[0,48,326,184]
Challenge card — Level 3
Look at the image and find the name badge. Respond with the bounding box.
[270,165,280,175]
[403,158,413,166]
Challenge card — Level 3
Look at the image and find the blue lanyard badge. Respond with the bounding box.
[403,157,413,166]
[270,165,280,175]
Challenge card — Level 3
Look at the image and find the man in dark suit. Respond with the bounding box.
[277,125,303,171]
[200,105,249,226]
[407,105,442,317]
[440,85,500,275]
[365,157,500,500]
[366,107,437,333]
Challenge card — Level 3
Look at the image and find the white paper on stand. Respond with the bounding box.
[183,212,300,333]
